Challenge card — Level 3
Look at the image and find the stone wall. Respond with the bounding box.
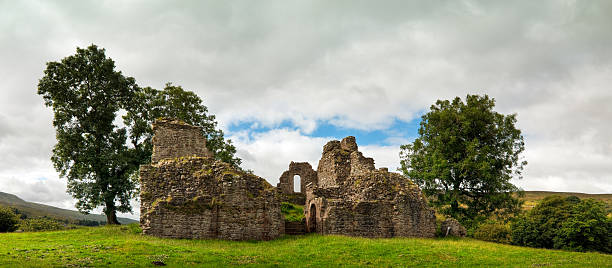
[141,119,436,240]
[151,118,212,163]
[277,162,317,196]
[305,136,436,238]
[441,218,467,237]
[140,119,283,240]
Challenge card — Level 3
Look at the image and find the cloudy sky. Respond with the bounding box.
[1,0,611,219]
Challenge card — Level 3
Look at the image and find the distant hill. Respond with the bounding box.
[522,191,612,212]
[0,191,137,225]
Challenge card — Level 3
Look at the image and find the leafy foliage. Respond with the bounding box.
[19,218,66,232]
[38,45,139,224]
[473,220,512,244]
[512,195,611,253]
[37,45,241,223]
[400,94,526,227]
[0,206,19,232]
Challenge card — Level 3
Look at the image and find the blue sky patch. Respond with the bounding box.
[228,117,422,146]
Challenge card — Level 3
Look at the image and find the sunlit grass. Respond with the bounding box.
[1,224,610,267]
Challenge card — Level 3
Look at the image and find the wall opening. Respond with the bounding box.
[293,175,301,193]
[308,203,317,233]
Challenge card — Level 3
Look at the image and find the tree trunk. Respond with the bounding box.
[451,182,460,217]
[105,202,121,225]
[451,199,459,215]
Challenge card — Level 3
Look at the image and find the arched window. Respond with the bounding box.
[293,175,301,193]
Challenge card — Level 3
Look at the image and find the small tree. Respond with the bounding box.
[0,206,19,232]
[400,94,526,227]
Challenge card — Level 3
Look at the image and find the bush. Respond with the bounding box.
[474,220,511,244]
[511,195,611,253]
[0,206,19,232]
[19,218,65,232]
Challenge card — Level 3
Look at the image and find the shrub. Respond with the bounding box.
[474,220,511,244]
[511,195,611,253]
[553,199,611,252]
[19,218,65,232]
[0,206,19,232]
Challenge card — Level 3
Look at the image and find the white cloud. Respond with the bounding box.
[231,129,328,185]
[232,130,406,186]
[0,168,71,209]
[1,0,611,217]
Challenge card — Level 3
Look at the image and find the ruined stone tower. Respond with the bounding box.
[304,136,436,238]
[139,118,284,240]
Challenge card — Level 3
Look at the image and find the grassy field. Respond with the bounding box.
[1,224,610,267]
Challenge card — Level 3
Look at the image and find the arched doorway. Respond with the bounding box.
[308,203,317,233]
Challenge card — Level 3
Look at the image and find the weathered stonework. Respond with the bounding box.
[277,162,317,194]
[140,119,283,240]
[139,119,436,240]
[441,218,467,237]
[151,119,212,163]
[304,136,436,238]
[276,162,317,205]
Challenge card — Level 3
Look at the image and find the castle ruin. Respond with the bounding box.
[139,119,284,240]
[140,119,436,240]
[304,136,436,237]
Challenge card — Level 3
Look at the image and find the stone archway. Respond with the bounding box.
[276,162,317,195]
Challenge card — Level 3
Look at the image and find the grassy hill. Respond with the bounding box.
[0,225,610,267]
[0,192,136,225]
[522,191,612,211]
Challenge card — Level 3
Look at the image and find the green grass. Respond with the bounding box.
[0,224,610,267]
[281,202,304,222]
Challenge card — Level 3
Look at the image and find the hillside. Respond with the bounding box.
[0,192,136,225]
[0,225,610,267]
[522,191,612,211]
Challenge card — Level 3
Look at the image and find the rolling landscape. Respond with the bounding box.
[2,190,609,227]
[521,191,612,212]
[0,192,136,225]
[1,190,610,266]
[2,1,612,267]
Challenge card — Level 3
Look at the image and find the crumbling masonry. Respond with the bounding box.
[303,136,436,237]
[139,119,283,240]
[140,119,436,240]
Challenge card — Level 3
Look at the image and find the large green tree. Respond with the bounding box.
[38,45,138,224]
[400,94,526,226]
[38,45,240,224]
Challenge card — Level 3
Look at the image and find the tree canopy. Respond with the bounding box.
[37,44,240,224]
[400,94,526,226]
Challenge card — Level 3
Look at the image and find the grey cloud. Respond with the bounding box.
[0,0,611,215]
